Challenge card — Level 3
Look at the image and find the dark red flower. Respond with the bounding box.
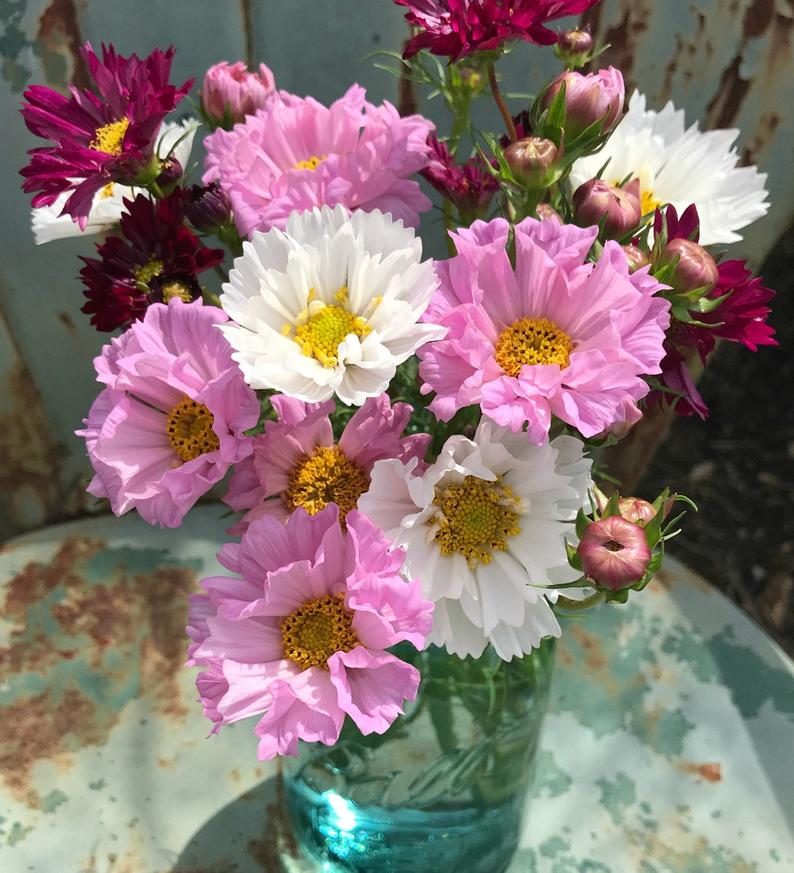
[655,259,777,418]
[420,135,499,219]
[80,193,223,332]
[653,203,700,244]
[397,0,603,61]
[21,43,192,226]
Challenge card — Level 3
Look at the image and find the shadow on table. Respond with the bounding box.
[171,774,308,873]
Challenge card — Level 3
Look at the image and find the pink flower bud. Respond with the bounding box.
[617,497,657,525]
[503,137,558,186]
[201,61,276,126]
[559,29,593,57]
[573,178,641,238]
[536,202,562,223]
[578,516,652,590]
[623,244,649,274]
[662,238,720,295]
[544,67,625,139]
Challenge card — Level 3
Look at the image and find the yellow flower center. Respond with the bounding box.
[161,281,193,303]
[166,396,220,462]
[100,182,116,199]
[90,117,130,156]
[433,476,521,569]
[494,317,573,376]
[281,594,359,670]
[640,188,661,216]
[133,259,165,289]
[293,301,372,369]
[285,445,369,523]
[293,155,325,171]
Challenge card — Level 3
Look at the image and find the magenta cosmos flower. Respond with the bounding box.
[187,505,434,758]
[418,217,671,442]
[203,85,434,237]
[80,192,224,332]
[396,0,603,60]
[77,299,259,527]
[225,394,429,533]
[651,205,777,417]
[421,135,499,222]
[21,43,191,226]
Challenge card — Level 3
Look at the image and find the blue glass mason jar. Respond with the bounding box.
[283,638,555,873]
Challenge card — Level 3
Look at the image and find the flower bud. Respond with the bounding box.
[617,497,657,525]
[623,244,650,274]
[556,29,593,68]
[577,516,652,590]
[185,182,232,233]
[201,61,276,126]
[573,178,641,238]
[661,238,720,295]
[536,202,562,223]
[503,137,558,187]
[543,67,625,139]
[155,156,183,190]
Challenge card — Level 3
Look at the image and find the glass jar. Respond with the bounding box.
[283,639,555,873]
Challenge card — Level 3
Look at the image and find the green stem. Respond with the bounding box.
[487,61,517,144]
[427,681,459,755]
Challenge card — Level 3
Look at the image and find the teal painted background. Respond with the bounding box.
[1,0,792,537]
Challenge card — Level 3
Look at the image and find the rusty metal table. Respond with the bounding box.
[1,506,793,872]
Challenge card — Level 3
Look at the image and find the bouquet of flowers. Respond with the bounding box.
[19,2,776,870]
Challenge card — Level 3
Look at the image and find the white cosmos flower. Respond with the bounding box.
[570,92,769,246]
[31,119,200,245]
[358,419,594,661]
[218,205,445,406]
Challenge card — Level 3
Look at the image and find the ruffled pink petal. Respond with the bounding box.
[217,659,297,726]
[339,395,412,469]
[348,573,433,649]
[254,669,344,759]
[328,647,420,735]
[196,661,229,731]
[193,613,283,664]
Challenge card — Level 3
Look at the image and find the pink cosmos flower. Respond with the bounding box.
[21,43,191,226]
[203,85,434,237]
[397,0,603,61]
[77,299,259,527]
[224,394,429,533]
[201,61,276,126]
[418,217,671,442]
[187,505,434,758]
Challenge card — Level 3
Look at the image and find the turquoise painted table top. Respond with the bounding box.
[1,506,792,873]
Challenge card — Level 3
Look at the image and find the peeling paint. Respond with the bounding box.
[0,537,201,802]
[37,0,89,89]
[0,361,66,538]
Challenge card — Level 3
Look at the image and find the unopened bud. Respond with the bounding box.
[503,137,558,187]
[617,497,657,525]
[201,61,276,127]
[155,156,183,190]
[536,202,562,223]
[185,182,232,233]
[577,516,652,590]
[662,238,720,295]
[623,244,650,274]
[543,67,625,139]
[573,178,641,238]
[556,29,593,68]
